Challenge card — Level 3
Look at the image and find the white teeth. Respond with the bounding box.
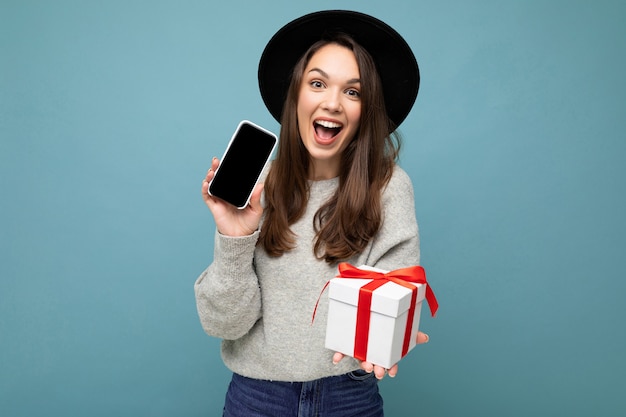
[315,120,342,129]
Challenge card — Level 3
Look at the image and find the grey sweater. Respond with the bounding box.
[194,165,420,382]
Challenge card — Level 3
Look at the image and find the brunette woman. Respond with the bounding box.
[196,10,428,416]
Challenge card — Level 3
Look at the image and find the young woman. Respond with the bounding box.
[196,10,428,416]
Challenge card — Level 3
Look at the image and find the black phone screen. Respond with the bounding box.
[209,121,277,208]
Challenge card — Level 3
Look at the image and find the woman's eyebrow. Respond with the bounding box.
[308,67,361,84]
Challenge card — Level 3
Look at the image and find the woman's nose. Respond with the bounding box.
[321,90,342,113]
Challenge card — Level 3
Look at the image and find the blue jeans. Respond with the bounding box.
[223,370,384,417]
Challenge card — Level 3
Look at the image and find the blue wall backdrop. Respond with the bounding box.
[1,0,625,416]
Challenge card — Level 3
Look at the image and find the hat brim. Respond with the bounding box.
[258,10,419,131]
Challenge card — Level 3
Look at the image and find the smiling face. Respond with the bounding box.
[297,43,362,180]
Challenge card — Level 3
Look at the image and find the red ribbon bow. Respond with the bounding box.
[336,263,439,318]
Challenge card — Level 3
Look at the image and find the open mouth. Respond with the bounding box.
[314,120,343,140]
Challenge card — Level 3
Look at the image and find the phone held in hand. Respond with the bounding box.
[208,120,278,209]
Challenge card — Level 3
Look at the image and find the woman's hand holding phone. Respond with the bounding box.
[201,120,276,236]
[202,157,265,237]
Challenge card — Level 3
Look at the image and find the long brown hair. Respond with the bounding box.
[259,33,401,263]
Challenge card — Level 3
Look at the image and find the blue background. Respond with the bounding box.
[1,0,625,416]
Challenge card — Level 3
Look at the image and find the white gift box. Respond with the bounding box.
[324,265,426,369]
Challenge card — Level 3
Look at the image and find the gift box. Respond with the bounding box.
[324,263,437,369]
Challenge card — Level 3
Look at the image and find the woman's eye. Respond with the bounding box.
[310,80,324,88]
[346,88,360,98]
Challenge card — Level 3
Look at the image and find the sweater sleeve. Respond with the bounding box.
[365,166,421,270]
[194,231,263,340]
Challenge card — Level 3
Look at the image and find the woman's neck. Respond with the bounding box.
[308,160,339,180]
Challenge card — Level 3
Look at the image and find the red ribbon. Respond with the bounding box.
[336,263,439,317]
[335,263,439,361]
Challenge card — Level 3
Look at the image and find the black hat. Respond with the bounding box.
[258,10,420,131]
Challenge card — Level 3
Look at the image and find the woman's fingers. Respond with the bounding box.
[201,158,220,202]
[247,182,265,214]
[332,352,344,365]
[387,363,399,378]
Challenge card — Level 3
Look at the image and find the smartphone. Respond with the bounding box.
[208,120,278,209]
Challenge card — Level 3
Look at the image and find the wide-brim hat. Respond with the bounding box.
[258,10,420,131]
